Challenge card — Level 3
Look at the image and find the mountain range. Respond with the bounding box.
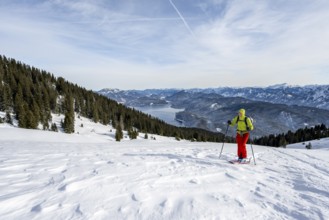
[98,84,329,137]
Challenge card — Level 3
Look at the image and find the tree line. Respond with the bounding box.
[253,124,329,147]
[0,55,231,142]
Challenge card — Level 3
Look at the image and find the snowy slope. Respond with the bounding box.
[0,119,329,219]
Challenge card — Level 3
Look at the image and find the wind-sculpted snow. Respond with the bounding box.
[0,126,329,219]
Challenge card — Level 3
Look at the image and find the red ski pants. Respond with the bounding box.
[236,132,249,158]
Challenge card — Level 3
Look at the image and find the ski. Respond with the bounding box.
[228,159,251,164]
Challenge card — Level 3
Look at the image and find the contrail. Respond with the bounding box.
[169,0,195,38]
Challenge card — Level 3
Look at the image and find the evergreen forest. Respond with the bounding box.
[253,124,329,147]
[0,55,227,142]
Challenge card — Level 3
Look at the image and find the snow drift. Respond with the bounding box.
[0,116,328,220]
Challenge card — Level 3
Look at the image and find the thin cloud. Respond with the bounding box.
[0,0,328,89]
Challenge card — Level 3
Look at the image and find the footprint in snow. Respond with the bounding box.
[92,169,98,175]
[58,184,67,191]
[189,179,200,184]
[225,173,236,179]
[131,194,138,201]
[31,204,42,213]
[235,199,244,207]
[75,204,83,215]
[159,199,167,207]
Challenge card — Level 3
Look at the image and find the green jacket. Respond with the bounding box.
[229,109,254,134]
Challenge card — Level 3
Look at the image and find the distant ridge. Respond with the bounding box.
[99,85,329,137]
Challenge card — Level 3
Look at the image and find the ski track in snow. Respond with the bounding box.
[0,127,329,219]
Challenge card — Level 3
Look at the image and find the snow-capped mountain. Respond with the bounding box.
[167,91,329,137]
[98,88,179,106]
[99,84,329,110]
[189,84,329,110]
[98,85,329,137]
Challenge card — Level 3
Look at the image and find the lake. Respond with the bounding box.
[133,105,185,127]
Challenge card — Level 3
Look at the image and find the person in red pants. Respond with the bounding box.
[227,109,254,162]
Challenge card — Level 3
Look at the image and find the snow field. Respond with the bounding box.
[0,116,329,219]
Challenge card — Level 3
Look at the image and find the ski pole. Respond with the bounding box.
[249,133,256,165]
[219,124,230,159]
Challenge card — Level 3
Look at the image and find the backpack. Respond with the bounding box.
[236,115,253,131]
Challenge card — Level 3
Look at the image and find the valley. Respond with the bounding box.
[99,85,329,137]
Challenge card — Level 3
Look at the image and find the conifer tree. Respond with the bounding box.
[18,103,27,128]
[92,104,99,123]
[5,111,13,125]
[26,109,38,129]
[128,128,138,139]
[51,123,58,132]
[14,85,24,120]
[115,124,123,141]
[63,94,75,133]
[31,100,40,125]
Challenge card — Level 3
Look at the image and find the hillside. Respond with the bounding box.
[0,121,328,219]
[0,55,224,142]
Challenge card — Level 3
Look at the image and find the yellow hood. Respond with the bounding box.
[239,109,246,117]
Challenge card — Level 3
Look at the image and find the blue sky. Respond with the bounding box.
[1,0,328,90]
